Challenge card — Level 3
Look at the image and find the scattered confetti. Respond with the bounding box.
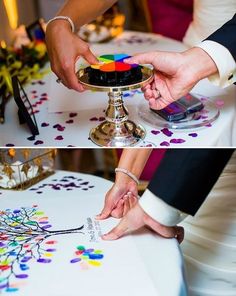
[170,139,186,144]
[161,128,173,137]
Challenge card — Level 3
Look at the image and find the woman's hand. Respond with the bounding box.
[96,177,138,220]
[45,21,98,91]
[102,202,184,243]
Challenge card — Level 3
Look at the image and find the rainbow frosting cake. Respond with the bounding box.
[88,54,143,86]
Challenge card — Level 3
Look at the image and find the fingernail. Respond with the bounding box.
[124,58,131,63]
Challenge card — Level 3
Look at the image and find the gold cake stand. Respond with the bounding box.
[77,66,153,147]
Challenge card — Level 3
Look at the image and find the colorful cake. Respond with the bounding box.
[88,54,143,86]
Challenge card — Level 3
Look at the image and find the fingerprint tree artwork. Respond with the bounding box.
[0,205,84,293]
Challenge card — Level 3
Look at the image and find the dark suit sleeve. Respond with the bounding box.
[205,14,236,61]
[147,149,234,216]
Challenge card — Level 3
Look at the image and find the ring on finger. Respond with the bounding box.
[155,89,161,99]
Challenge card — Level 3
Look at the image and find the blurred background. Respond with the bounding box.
[0,0,194,44]
[0,0,149,44]
[0,148,166,193]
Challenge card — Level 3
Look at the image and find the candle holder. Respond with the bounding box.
[0,149,56,190]
[77,66,153,147]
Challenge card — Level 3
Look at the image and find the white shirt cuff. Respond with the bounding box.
[139,189,188,227]
[196,40,236,88]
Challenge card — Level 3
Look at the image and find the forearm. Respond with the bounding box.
[57,0,117,30]
[116,148,152,181]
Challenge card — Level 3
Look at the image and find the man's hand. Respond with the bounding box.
[46,21,98,91]
[96,178,138,220]
[102,203,184,243]
[125,47,218,110]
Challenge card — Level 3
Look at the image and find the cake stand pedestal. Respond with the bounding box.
[77,67,153,147]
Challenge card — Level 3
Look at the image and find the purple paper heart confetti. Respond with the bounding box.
[55,136,64,141]
[161,128,173,137]
[151,130,160,136]
[66,119,74,124]
[160,141,170,147]
[170,138,186,144]
[34,140,44,145]
[90,117,98,121]
[69,113,78,118]
[41,122,50,127]
[188,133,198,138]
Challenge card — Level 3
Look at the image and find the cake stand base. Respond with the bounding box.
[90,120,146,147]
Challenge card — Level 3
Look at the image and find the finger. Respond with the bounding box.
[141,84,151,92]
[63,67,85,92]
[174,226,185,244]
[83,48,98,65]
[96,190,119,220]
[129,194,138,209]
[102,217,129,240]
[110,199,125,219]
[145,215,177,239]
[78,41,98,65]
[122,199,130,216]
[144,88,155,100]
[124,52,157,65]
[149,97,171,110]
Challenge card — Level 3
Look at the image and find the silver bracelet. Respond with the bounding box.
[115,168,139,185]
[47,16,75,33]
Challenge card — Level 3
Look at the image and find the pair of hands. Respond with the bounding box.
[46,22,217,110]
[96,178,184,243]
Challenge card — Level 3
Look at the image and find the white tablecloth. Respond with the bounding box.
[0,170,187,296]
[180,152,236,296]
[0,31,235,147]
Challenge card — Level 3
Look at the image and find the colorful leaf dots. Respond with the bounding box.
[5,287,19,292]
[15,274,28,279]
[88,260,101,267]
[88,254,104,260]
[37,258,52,264]
[70,258,81,264]
[35,211,44,216]
[76,245,85,251]
[44,253,53,258]
[0,265,10,271]
[45,240,57,245]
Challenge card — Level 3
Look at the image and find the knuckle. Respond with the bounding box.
[61,61,71,71]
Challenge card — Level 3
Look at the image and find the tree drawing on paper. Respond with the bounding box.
[0,205,84,293]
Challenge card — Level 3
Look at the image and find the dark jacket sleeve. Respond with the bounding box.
[147,149,234,216]
[205,14,236,61]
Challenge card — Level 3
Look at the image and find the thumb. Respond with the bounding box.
[125,52,157,65]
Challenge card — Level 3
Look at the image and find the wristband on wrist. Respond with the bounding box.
[115,168,139,185]
[47,16,75,33]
